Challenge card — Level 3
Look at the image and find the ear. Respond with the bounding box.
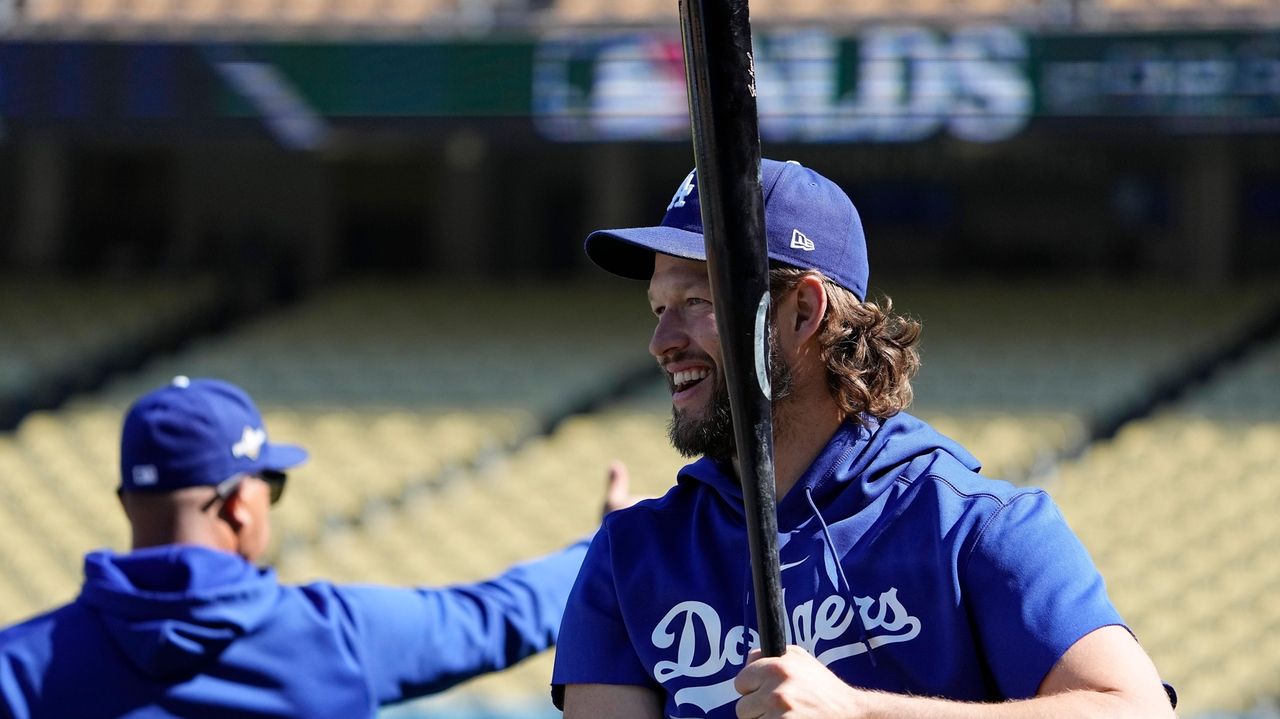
[218,484,253,535]
[788,274,828,346]
[219,479,273,562]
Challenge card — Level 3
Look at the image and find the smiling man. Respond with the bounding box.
[551,159,1174,719]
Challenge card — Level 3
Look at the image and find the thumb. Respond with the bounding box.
[603,460,633,516]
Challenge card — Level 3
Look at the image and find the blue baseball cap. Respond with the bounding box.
[119,376,308,493]
[584,159,869,300]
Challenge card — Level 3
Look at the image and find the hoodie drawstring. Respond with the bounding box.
[743,559,758,658]
[805,486,878,668]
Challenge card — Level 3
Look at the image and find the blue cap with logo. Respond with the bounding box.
[119,376,308,492]
[584,158,869,300]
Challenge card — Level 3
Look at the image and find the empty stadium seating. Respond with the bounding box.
[887,279,1275,481]
[0,278,662,627]
[0,274,221,427]
[1048,331,1280,716]
[9,0,1278,33]
[1,278,1276,717]
[0,408,130,624]
[15,0,454,32]
[551,0,1280,27]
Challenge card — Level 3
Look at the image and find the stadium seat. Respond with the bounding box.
[226,0,280,23]
[79,0,125,22]
[21,0,74,23]
[277,0,330,24]
[333,0,384,23]
[170,0,226,24]
[131,0,177,23]
[548,0,617,24]
[384,0,448,24]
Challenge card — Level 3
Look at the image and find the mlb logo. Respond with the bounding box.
[132,465,159,486]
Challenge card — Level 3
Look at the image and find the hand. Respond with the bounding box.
[734,646,867,719]
[602,460,640,517]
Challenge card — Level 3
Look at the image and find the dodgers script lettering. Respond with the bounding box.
[650,587,921,713]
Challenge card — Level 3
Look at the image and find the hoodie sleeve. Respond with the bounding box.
[330,536,590,705]
[962,490,1125,700]
[550,523,655,708]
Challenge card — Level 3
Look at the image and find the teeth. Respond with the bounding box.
[672,369,710,387]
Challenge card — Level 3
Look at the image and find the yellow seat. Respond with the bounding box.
[21,0,75,22]
[278,0,331,23]
[79,0,125,22]
[385,0,449,22]
[333,0,384,22]
[172,0,225,24]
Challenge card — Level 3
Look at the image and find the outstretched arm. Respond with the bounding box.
[733,625,1174,719]
[336,466,633,705]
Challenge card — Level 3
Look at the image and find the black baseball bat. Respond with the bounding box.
[678,0,787,657]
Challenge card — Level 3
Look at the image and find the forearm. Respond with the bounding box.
[856,688,1172,719]
[737,630,1172,719]
[336,537,593,703]
[476,536,593,657]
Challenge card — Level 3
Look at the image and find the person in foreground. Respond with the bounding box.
[0,376,627,719]
[552,159,1174,718]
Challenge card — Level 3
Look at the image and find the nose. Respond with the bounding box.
[649,309,688,361]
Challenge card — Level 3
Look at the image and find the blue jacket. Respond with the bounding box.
[0,540,587,719]
[552,413,1123,717]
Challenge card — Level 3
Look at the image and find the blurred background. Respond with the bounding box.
[0,0,1278,716]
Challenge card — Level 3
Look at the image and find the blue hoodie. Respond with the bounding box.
[0,540,587,719]
[552,413,1123,717]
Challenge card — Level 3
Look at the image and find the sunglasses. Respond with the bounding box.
[203,470,287,511]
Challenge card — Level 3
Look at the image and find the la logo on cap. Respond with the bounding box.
[232,426,266,460]
[667,171,696,211]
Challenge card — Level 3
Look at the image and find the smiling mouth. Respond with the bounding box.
[671,368,710,395]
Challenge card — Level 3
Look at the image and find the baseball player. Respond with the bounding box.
[0,377,628,719]
[552,159,1174,718]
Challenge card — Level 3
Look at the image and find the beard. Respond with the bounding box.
[667,331,794,460]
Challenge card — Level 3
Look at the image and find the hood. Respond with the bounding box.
[676,411,981,531]
[78,545,280,680]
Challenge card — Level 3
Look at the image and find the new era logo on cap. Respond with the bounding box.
[790,229,815,252]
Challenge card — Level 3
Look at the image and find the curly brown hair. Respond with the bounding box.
[770,268,921,424]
